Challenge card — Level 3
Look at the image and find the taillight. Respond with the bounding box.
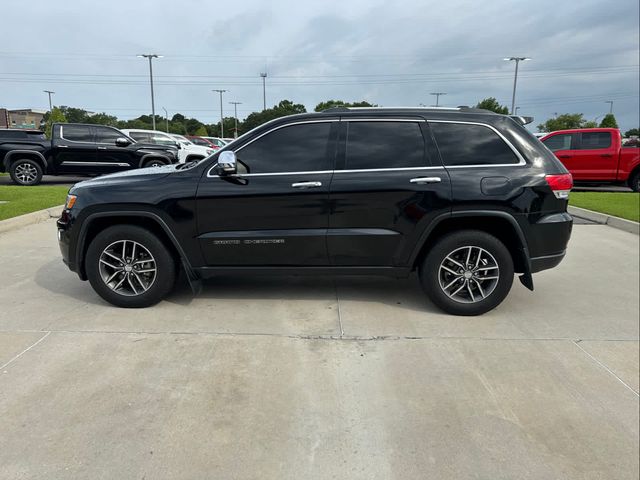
[545,173,573,199]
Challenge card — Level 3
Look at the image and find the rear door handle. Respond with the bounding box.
[600,153,613,157]
[291,181,322,189]
[410,176,441,184]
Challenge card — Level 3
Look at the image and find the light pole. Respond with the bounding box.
[43,90,55,111]
[162,107,169,132]
[430,92,446,107]
[605,100,614,114]
[515,106,520,115]
[138,54,163,130]
[229,101,242,138]
[504,57,530,115]
[212,89,227,138]
[260,72,267,110]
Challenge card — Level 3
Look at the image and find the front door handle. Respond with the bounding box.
[97,146,107,150]
[292,181,322,189]
[58,145,69,148]
[410,176,441,184]
[600,153,613,157]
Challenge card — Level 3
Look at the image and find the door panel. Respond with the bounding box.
[53,124,97,174]
[572,132,616,180]
[94,126,135,172]
[196,120,338,266]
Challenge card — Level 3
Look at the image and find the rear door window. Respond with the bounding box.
[61,125,93,142]
[430,122,521,166]
[579,132,611,150]
[542,134,573,152]
[345,121,426,170]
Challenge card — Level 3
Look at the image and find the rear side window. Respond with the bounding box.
[579,132,611,150]
[62,125,93,142]
[345,121,425,170]
[430,122,520,166]
[542,134,573,152]
[237,122,332,173]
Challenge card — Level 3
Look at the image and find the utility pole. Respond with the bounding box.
[138,54,163,130]
[43,90,55,111]
[212,89,227,138]
[162,107,169,132]
[605,100,614,114]
[260,72,267,110]
[504,56,530,115]
[430,92,446,107]
[229,101,242,138]
[515,106,520,115]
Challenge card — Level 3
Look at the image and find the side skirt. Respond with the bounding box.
[194,266,412,280]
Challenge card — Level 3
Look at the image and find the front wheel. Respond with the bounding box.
[9,159,43,186]
[85,225,177,308]
[419,230,514,316]
[143,158,166,168]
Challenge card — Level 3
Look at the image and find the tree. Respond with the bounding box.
[475,97,509,114]
[314,100,376,112]
[44,107,67,138]
[624,128,639,137]
[537,113,594,132]
[85,112,118,126]
[241,100,307,133]
[599,114,618,128]
[194,125,208,137]
[583,121,598,128]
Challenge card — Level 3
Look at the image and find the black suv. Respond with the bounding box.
[57,107,573,315]
[0,124,179,185]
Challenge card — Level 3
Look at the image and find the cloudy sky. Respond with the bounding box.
[2,0,638,131]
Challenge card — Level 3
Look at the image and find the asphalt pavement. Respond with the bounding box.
[0,220,638,479]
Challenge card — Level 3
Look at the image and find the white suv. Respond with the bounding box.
[122,129,214,163]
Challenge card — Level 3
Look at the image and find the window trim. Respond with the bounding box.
[429,120,526,167]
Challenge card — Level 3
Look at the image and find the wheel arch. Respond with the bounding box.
[138,153,172,168]
[627,165,640,191]
[410,211,533,290]
[76,211,194,281]
[4,150,48,171]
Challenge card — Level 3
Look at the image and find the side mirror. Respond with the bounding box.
[218,151,237,174]
[115,137,131,147]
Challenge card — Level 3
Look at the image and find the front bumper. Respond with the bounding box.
[56,211,74,271]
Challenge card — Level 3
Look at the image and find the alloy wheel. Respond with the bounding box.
[438,246,499,303]
[98,240,157,296]
[15,163,38,184]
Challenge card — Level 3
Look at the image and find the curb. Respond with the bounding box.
[568,206,639,235]
[0,205,64,235]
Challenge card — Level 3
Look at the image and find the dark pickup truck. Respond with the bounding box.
[0,123,179,185]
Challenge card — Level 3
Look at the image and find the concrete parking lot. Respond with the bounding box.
[0,220,638,479]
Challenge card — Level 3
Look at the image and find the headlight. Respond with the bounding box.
[65,194,77,210]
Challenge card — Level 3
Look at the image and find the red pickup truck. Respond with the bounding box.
[540,128,640,192]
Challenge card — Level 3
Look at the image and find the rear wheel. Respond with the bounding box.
[86,225,176,308]
[629,171,640,192]
[419,230,514,316]
[9,159,43,186]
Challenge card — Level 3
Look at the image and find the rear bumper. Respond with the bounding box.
[530,251,566,273]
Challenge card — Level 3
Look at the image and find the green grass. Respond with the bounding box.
[0,185,69,221]
[570,192,639,222]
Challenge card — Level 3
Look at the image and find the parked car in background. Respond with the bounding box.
[0,124,178,185]
[57,106,573,315]
[540,128,640,191]
[203,137,227,148]
[186,135,220,150]
[121,129,214,163]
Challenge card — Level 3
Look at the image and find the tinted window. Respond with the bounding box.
[150,133,176,146]
[430,122,520,166]
[580,132,611,150]
[129,132,150,143]
[542,134,573,152]
[26,131,46,140]
[62,125,93,142]
[0,130,26,139]
[346,121,425,170]
[237,122,332,173]
[190,137,210,146]
[94,127,124,145]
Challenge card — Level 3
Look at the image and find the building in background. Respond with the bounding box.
[0,109,9,128]
[6,109,46,129]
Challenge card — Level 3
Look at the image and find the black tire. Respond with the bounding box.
[85,225,177,308]
[9,159,43,186]
[419,230,514,316]
[629,170,640,192]
[143,158,166,168]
